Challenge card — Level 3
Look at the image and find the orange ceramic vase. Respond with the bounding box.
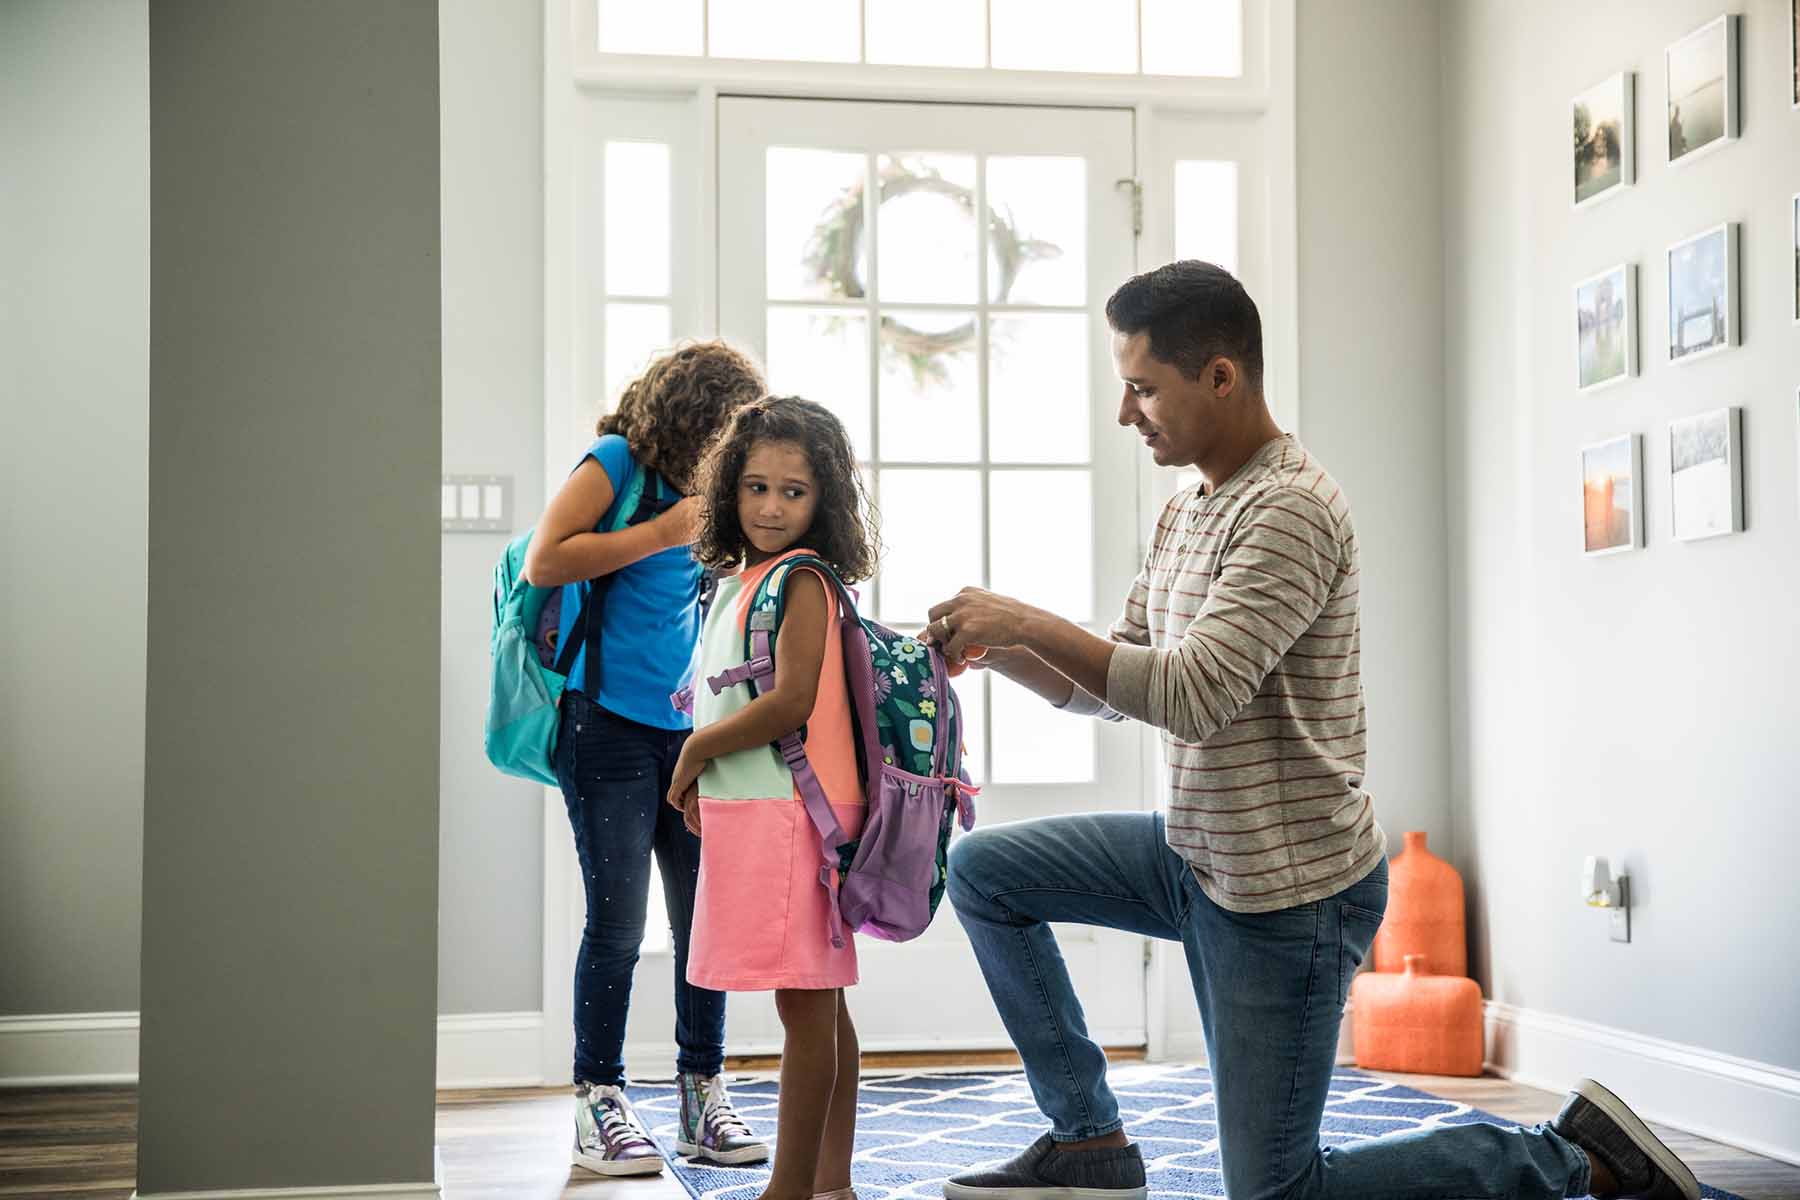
[1372,831,1466,977]
[1350,955,1485,1077]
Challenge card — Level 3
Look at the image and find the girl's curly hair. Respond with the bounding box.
[692,396,881,584]
[597,340,766,493]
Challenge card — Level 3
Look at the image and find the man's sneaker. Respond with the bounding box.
[675,1071,770,1165]
[1550,1078,1700,1200]
[573,1083,664,1176]
[943,1133,1147,1200]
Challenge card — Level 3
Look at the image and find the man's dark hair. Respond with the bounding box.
[1104,260,1264,390]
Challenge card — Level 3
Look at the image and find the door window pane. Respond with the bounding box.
[605,303,672,406]
[989,314,1089,463]
[598,0,702,56]
[768,148,868,301]
[990,0,1136,74]
[877,154,977,304]
[866,0,985,68]
[879,309,980,463]
[1174,160,1239,276]
[991,671,1095,783]
[710,0,859,62]
[767,308,872,461]
[987,156,1085,305]
[990,471,1093,621]
[877,470,981,623]
[605,142,671,296]
[1142,0,1243,78]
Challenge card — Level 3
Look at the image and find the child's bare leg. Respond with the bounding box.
[763,988,840,1200]
[811,991,859,1194]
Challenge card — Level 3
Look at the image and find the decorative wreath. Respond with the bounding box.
[802,157,1061,385]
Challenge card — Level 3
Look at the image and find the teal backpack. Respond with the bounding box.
[485,463,664,785]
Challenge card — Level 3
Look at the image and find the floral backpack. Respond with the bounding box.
[698,554,978,949]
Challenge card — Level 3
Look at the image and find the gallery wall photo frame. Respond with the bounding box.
[1667,222,1739,365]
[1581,433,1644,557]
[1573,72,1635,209]
[1668,406,1744,541]
[1666,13,1740,167]
[1575,263,1637,392]
[1791,0,1799,110]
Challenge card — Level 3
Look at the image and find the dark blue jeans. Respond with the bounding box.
[948,812,1592,1200]
[555,693,725,1086]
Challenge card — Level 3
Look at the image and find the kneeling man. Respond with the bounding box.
[925,261,1698,1200]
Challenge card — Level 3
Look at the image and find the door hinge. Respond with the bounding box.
[1114,177,1143,238]
[1142,939,1153,969]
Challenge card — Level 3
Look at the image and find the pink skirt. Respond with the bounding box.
[686,795,866,992]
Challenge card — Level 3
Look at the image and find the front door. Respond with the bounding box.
[715,95,1148,1051]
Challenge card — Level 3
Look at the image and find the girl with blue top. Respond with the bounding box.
[523,341,768,1177]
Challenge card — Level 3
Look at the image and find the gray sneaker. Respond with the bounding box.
[573,1083,664,1176]
[675,1071,770,1165]
[943,1133,1147,1200]
[1550,1078,1699,1200]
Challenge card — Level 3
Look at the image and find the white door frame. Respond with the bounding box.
[540,0,1299,1085]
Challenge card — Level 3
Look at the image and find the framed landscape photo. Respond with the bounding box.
[1581,434,1643,556]
[1574,72,1635,208]
[1667,223,1738,364]
[1575,263,1636,392]
[1666,14,1740,166]
[1668,406,1743,541]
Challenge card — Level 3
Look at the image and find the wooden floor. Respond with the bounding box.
[4,1058,1797,1199]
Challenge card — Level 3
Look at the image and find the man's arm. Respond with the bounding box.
[1104,488,1342,742]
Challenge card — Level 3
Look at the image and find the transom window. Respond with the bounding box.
[594,0,1243,78]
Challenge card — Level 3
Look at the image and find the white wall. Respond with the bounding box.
[0,0,149,1018]
[1443,0,1800,1071]
[437,0,548,1016]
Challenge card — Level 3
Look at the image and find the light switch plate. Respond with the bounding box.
[443,473,512,533]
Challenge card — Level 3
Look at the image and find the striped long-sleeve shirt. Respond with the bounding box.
[1066,435,1385,914]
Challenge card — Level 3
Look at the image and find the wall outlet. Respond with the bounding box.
[443,473,512,533]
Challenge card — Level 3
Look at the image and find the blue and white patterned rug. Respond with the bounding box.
[629,1065,1743,1200]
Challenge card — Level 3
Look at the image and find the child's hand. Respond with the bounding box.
[667,745,706,815]
[680,785,702,836]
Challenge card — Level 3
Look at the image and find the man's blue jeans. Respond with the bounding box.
[947,811,1593,1200]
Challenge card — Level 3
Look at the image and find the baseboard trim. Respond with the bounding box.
[1,1010,550,1090]
[1484,1001,1800,1168]
[0,1011,140,1086]
[128,1147,443,1200]
[436,1010,544,1089]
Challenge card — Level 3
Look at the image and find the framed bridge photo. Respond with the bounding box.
[1667,222,1738,365]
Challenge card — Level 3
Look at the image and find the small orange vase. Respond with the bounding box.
[1372,831,1466,977]
[1351,955,1485,1077]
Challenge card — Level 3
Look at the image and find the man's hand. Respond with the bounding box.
[924,587,1042,665]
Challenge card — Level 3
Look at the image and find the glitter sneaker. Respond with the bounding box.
[573,1083,664,1176]
[675,1071,770,1165]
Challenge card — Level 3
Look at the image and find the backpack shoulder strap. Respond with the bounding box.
[552,456,647,679]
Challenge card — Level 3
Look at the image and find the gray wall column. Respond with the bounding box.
[140,1,442,1191]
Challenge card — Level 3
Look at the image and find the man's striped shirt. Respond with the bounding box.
[1070,435,1385,914]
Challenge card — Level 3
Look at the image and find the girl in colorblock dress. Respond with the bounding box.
[667,396,881,1200]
